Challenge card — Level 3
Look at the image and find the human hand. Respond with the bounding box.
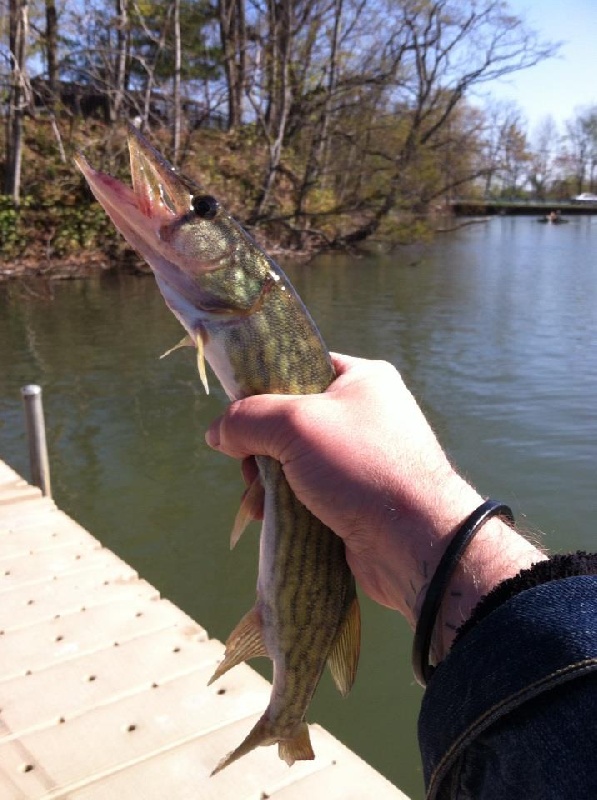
[205,353,485,620]
[206,353,545,661]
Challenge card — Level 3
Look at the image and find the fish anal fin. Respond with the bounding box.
[208,606,267,686]
[211,714,276,776]
[327,594,361,697]
[278,722,315,766]
[230,474,264,549]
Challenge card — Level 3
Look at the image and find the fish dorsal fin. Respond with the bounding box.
[327,593,361,697]
[230,474,265,549]
[160,333,209,394]
[208,606,267,686]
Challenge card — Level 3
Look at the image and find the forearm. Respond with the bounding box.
[363,468,546,665]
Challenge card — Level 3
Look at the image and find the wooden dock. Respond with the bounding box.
[0,459,408,799]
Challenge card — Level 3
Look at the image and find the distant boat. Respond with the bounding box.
[537,213,569,224]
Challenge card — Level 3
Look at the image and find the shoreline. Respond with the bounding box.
[0,240,331,283]
[0,249,152,283]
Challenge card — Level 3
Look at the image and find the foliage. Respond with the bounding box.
[2,0,583,269]
[128,0,221,85]
[0,191,121,260]
[46,204,120,256]
[0,195,31,255]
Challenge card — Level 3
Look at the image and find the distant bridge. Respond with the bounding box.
[450,199,597,216]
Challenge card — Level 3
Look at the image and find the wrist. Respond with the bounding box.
[433,515,547,659]
[373,472,546,672]
[363,471,483,620]
[413,501,516,685]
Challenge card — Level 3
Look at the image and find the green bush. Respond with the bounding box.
[50,204,117,255]
[0,196,33,256]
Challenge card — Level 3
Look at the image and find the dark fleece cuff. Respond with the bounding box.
[455,551,597,645]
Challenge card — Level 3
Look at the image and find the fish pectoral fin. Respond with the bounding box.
[208,606,267,686]
[160,332,210,395]
[278,722,315,767]
[327,593,361,697]
[195,331,209,395]
[230,474,265,549]
[200,273,276,319]
[159,335,194,359]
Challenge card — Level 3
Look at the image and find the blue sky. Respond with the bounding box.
[486,0,596,135]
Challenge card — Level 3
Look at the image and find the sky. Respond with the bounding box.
[484,0,596,137]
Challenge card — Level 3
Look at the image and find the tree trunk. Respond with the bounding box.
[172,0,182,164]
[5,0,29,206]
[113,0,129,122]
[44,0,58,111]
[295,0,343,221]
[249,0,292,222]
[139,6,171,131]
[219,0,246,130]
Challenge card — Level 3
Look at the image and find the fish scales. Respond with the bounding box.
[75,126,361,775]
[218,269,333,396]
[257,458,354,727]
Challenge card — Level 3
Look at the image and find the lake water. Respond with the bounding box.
[1,216,596,798]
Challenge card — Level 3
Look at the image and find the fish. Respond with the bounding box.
[75,126,361,775]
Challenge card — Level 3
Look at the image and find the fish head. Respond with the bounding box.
[75,126,269,336]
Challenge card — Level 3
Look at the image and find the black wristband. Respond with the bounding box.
[412,498,515,687]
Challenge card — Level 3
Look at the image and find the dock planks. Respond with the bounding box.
[0,460,409,799]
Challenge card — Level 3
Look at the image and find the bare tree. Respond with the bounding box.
[218,0,246,130]
[565,106,597,194]
[479,99,524,196]
[246,0,377,232]
[112,0,129,121]
[44,0,58,109]
[528,115,559,199]
[499,118,531,195]
[247,0,295,222]
[330,0,557,245]
[172,0,181,163]
[293,0,344,221]
[4,0,30,206]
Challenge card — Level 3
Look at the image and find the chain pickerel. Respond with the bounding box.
[75,127,361,775]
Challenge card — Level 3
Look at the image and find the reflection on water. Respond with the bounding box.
[1,217,595,798]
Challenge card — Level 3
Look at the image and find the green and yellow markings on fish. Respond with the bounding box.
[75,126,361,775]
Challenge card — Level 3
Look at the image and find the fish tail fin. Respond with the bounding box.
[211,716,314,776]
[211,714,276,776]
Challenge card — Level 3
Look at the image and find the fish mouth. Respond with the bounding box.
[74,125,196,251]
[75,126,212,325]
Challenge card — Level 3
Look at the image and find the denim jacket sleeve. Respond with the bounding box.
[418,570,597,799]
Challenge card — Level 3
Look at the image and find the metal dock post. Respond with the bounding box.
[21,384,52,498]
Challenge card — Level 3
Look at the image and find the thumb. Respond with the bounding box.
[205,393,301,461]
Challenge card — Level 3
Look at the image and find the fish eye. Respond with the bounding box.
[191,194,219,220]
